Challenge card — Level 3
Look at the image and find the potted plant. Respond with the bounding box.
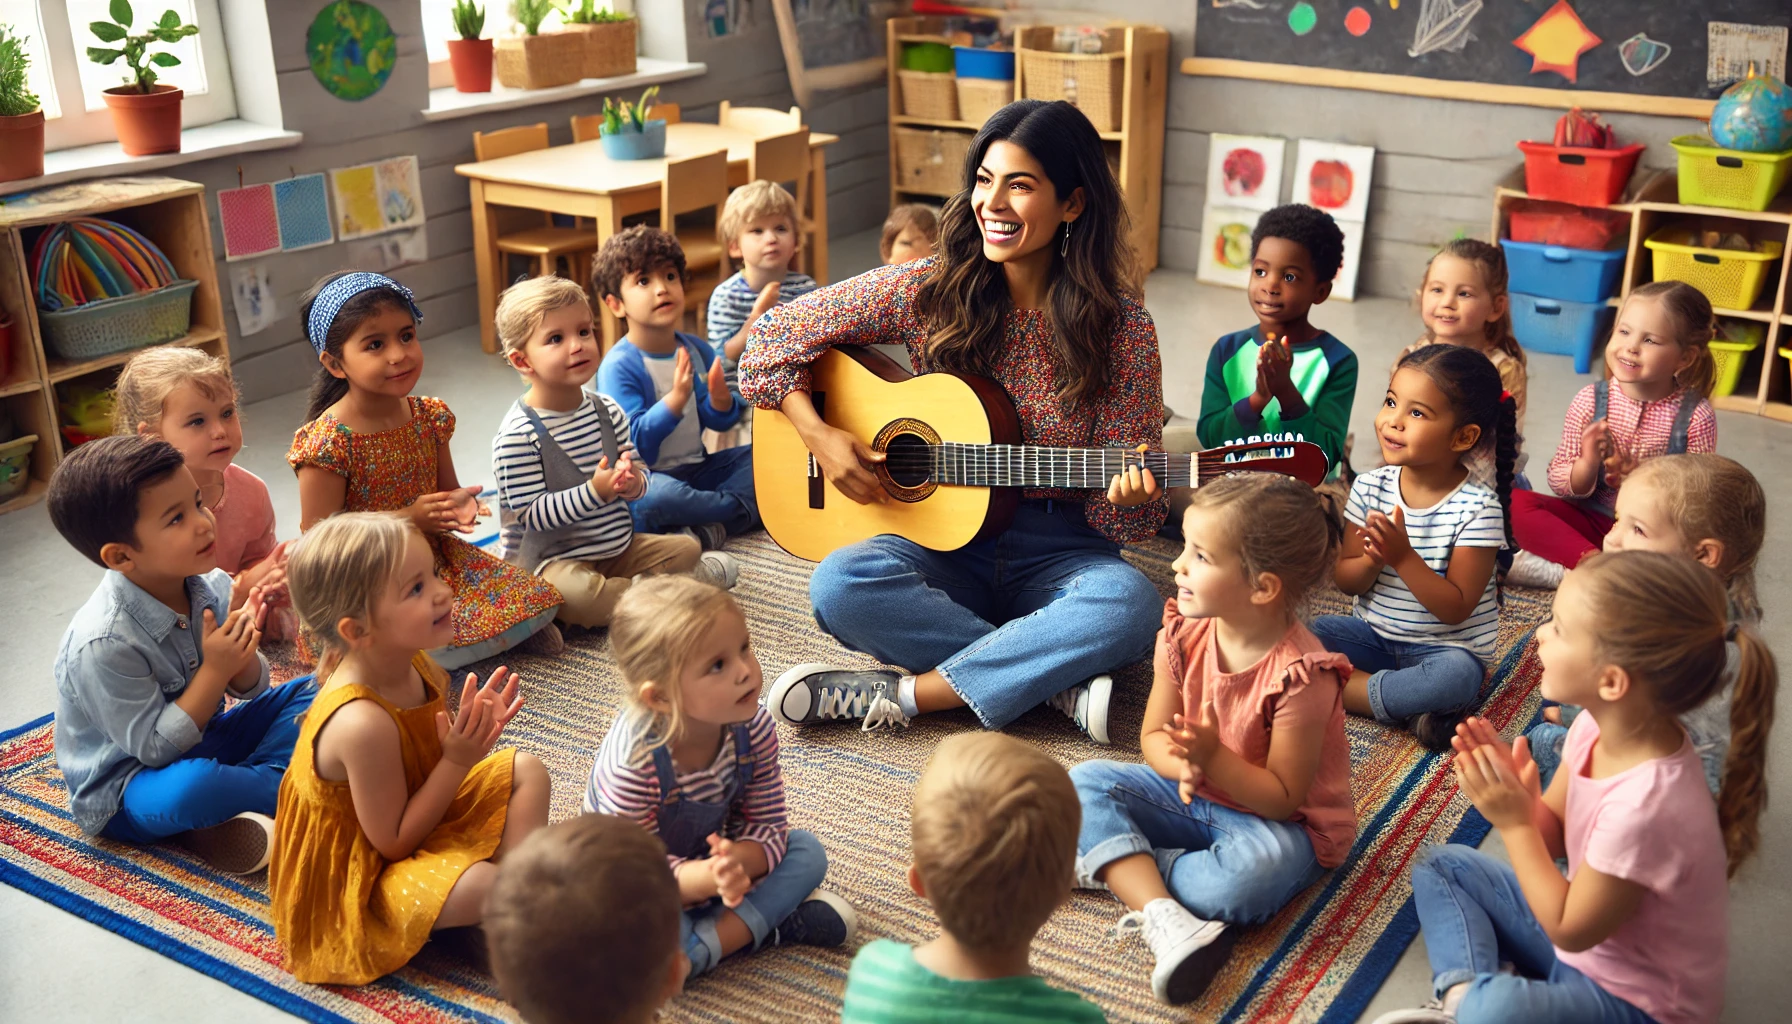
[494,0,584,90]
[0,26,43,182]
[87,1,197,156]
[598,85,665,160]
[556,1,636,80]
[446,0,492,93]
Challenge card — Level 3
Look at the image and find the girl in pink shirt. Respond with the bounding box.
[1070,473,1354,1007]
[1375,550,1774,1024]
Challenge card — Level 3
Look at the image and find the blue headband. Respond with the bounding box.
[306,272,423,353]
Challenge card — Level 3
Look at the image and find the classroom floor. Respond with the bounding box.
[1,227,1787,1023]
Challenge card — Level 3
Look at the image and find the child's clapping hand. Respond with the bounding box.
[705,351,733,413]
[1255,334,1295,404]
[1361,506,1412,568]
[235,539,293,600]
[590,454,644,502]
[1451,716,1542,829]
[437,665,524,769]
[1162,702,1222,804]
[202,589,265,679]
[706,833,753,907]
[1602,439,1640,489]
[410,485,488,535]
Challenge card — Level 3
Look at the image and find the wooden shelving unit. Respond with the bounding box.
[1491,169,1792,424]
[884,18,1168,272]
[0,176,227,515]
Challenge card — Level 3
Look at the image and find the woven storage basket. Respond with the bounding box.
[894,127,972,197]
[898,71,958,120]
[1020,49,1123,131]
[40,279,197,361]
[956,77,1013,127]
[563,20,637,79]
[495,32,586,90]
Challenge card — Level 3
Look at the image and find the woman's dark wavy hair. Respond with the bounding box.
[913,99,1135,409]
[1396,344,1519,583]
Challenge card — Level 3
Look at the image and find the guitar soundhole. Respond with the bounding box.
[884,432,931,488]
[872,417,939,503]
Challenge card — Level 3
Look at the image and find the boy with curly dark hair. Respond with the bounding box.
[1195,203,1357,479]
[592,225,755,547]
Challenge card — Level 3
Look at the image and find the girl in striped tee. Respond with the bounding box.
[582,576,856,981]
[1312,346,1517,751]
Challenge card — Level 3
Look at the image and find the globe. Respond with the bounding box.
[1710,65,1792,154]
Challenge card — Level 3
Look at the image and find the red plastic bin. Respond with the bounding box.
[1507,200,1631,250]
[1517,141,1645,206]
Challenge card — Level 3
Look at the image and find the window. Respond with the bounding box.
[0,0,236,152]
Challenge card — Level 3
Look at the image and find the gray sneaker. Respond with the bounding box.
[766,664,911,731]
[178,812,274,874]
[1506,549,1565,589]
[677,523,728,551]
[1047,675,1112,745]
[693,550,740,589]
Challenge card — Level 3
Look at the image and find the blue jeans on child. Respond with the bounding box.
[1070,759,1325,923]
[1308,616,1486,723]
[101,677,316,842]
[630,445,758,536]
[808,501,1162,729]
[682,828,829,975]
[1411,845,1659,1024]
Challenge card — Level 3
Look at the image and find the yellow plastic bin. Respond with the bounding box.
[1709,319,1764,397]
[1671,136,1792,212]
[1644,227,1783,310]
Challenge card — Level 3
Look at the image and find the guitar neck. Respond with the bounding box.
[924,444,1197,489]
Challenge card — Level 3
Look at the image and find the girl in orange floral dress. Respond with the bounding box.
[287,272,562,668]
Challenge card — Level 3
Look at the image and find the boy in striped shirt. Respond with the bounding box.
[842,732,1105,1024]
[492,277,735,632]
[706,179,818,390]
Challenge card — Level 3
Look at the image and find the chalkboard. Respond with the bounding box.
[1187,1,1791,117]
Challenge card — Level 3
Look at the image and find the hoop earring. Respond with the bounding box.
[1060,221,1071,257]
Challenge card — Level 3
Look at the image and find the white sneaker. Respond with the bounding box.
[1506,550,1565,589]
[1370,1000,1454,1023]
[178,812,274,874]
[693,550,740,589]
[1047,675,1112,745]
[1113,897,1235,1005]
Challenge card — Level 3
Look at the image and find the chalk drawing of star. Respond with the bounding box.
[1512,0,1601,84]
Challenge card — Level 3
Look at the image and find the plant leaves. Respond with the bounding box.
[89,21,127,42]
[158,9,179,29]
[150,27,192,43]
[85,47,125,65]
[149,51,180,66]
[109,0,133,29]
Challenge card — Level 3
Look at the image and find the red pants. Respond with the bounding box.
[1511,490,1614,568]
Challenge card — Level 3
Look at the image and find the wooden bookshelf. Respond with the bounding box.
[0,176,228,515]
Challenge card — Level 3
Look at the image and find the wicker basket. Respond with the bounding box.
[956,77,1013,127]
[894,127,972,197]
[898,70,958,121]
[1020,48,1124,131]
[40,280,197,361]
[562,19,637,80]
[495,31,587,90]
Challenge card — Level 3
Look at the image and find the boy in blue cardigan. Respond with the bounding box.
[593,226,755,545]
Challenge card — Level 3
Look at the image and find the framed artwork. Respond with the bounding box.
[1196,204,1261,290]
[1293,140,1375,223]
[1205,134,1285,212]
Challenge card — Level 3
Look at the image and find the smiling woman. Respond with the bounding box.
[738,99,1167,744]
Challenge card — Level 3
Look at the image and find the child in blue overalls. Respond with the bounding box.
[583,575,855,977]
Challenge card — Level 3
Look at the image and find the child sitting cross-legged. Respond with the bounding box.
[707,179,819,390]
[485,814,689,1024]
[48,435,311,872]
[584,576,855,980]
[594,226,755,549]
[1070,473,1354,1006]
[841,731,1104,1024]
[492,275,738,633]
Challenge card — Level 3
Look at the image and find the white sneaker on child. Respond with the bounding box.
[1113,897,1236,1005]
[178,812,274,874]
[693,550,740,590]
[1046,675,1112,745]
[1506,550,1565,589]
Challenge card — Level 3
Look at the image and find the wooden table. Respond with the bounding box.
[455,121,838,353]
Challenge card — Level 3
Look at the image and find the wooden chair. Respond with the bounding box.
[568,113,603,143]
[471,123,596,285]
[663,150,731,324]
[746,128,820,275]
[718,102,802,135]
[646,102,682,124]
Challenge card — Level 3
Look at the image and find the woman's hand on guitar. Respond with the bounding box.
[810,423,887,505]
[1107,463,1161,508]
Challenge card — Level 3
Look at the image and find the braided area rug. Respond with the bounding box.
[0,532,1551,1024]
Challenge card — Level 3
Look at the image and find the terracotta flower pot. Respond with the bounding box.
[102,84,184,156]
[562,19,637,80]
[0,109,44,182]
[447,37,494,93]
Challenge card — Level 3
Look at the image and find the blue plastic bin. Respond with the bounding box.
[1510,292,1613,373]
[954,46,1015,80]
[1501,238,1627,303]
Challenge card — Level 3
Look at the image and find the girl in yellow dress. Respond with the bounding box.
[270,512,552,985]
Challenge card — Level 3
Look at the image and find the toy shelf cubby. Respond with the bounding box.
[0,176,227,516]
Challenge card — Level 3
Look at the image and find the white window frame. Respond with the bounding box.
[17,0,237,153]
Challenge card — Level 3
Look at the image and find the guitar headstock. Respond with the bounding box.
[1199,433,1329,487]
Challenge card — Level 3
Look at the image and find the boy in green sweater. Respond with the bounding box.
[841,732,1105,1023]
[1196,203,1357,477]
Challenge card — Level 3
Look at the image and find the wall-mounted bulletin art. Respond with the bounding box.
[329,156,426,241]
[1195,204,1261,290]
[1205,134,1285,212]
[308,0,398,101]
[273,173,334,253]
[229,263,278,336]
[216,183,282,261]
[1293,140,1375,223]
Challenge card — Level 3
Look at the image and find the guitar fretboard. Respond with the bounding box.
[882,438,1307,489]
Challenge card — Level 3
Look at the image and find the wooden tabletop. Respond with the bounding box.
[454,122,839,194]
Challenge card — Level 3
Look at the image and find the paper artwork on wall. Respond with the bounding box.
[1408,0,1482,58]
[216,183,282,262]
[329,156,426,241]
[273,173,334,252]
[345,227,429,273]
[1205,135,1284,212]
[1293,140,1375,223]
[229,263,277,336]
[1332,219,1365,302]
[1707,22,1789,88]
[307,0,397,101]
[1195,204,1261,290]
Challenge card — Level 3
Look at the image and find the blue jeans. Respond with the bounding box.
[1411,845,1659,1024]
[101,677,316,843]
[1308,615,1486,723]
[631,445,758,536]
[1526,721,1571,791]
[682,828,828,975]
[808,501,1162,729]
[1070,759,1325,924]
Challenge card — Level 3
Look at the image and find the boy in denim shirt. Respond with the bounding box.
[49,435,315,872]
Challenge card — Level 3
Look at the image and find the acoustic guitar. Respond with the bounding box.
[752,346,1329,562]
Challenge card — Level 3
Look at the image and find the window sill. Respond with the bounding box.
[0,120,303,198]
[421,58,707,123]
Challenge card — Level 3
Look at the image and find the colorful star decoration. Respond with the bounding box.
[1513,0,1602,84]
